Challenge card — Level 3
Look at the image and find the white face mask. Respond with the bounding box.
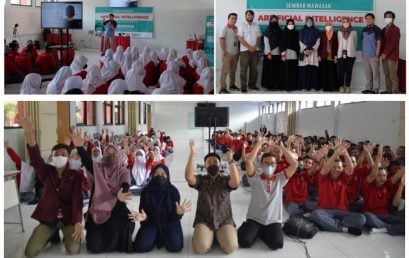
[69,159,82,170]
[263,165,276,176]
[306,21,313,27]
[325,26,332,31]
[384,18,393,24]
[287,24,295,30]
[136,155,144,162]
[51,156,68,168]
[92,156,102,163]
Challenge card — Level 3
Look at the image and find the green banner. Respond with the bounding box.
[204,16,214,67]
[248,0,373,11]
[95,7,153,38]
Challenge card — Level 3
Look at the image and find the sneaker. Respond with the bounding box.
[370,228,388,234]
[380,91,391,94]
[249,87,260,91]
[229,85,240,91]
[241,89,248,93]
[347,227,362,236]
[219,89,230,94]
[361,89,372,94]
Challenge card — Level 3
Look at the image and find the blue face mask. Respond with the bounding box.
[263,165,276,176]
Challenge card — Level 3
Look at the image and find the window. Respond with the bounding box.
[115,101,125,125]
[76,101,95,126]
[277,102,285,112]
[103,101,113,125]
[143,103,147,124]
[5,101,24,128]
[316,101,332,107]
[11,0,32,6]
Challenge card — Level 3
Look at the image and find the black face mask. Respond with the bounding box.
[153,176,167,186]
[207,165,220,177]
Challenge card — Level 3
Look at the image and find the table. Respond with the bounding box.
[100,35,131,52]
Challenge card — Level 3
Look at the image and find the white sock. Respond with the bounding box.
[342,226,348,233]
[370,228,388,234]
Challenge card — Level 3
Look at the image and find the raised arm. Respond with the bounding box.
[185,139,197,186]
[245,135,263,177]
[70,128,94,174]
[226,149,240,188]
[280,142,298,178]
[392,174,405,207]
[342,143,354,175]
[367,145,383,183]
[390,165,405,185]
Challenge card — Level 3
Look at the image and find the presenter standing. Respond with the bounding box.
[103,14,118,53]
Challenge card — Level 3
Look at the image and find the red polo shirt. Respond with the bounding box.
[284,170,309,204]
[347,164,370,203]
[362,179,393,214]
[317,172,350,211]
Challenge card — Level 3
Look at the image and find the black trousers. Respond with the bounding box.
[261,55,281,89]
[238,219,283,250]
[338,57,356,87]
[282,60,298,91]
[319,60,338,91]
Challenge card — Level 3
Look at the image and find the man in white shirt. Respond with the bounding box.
[238,10,262,93]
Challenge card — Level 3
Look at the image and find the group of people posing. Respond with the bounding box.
[219,10,401,94]
[14,118,405,257]
[6,41,213,95]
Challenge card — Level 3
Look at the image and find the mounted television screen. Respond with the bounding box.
[41,2,83,29]
[109,0,138,7]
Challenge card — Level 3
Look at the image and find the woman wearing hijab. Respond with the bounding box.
[121,51,133,78]
[149,51,161,84]
[152,71,183,94]
[182,49,194,67]
[158,47,169,63]
[337,17,357,93]
[113,45,124,64]
[279,19,300,91]
[261,15,282,90]
[140,46,152,65]
[192,67,214,94]
[131,164,191,253]
[61,76,83,94]
[130,149,150,189]
[82,65,107,94]
[101,49,114,68]
[298,17,321,91]
[318,21,339,91]
[125,61,152,94]
[20,73,42,94]
[194,57,208,83]
[101,60,121,85]
[166,61,188,93]
[70,55,88,79]
[71,129,135,253]
[108,79,128,94]
[131,46,139,63]
[46,66,72,94]
[160,49,177,75]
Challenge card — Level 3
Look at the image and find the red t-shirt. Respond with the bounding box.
[347,164,370,203]
[143,61,156,86]
[275,159,290,174]
[15,54,33,75]
[191,82,203,94]
[284,171,309,204]
[361,179,393,214]
[92,83,109,94]
[36,52,56,75]
[5,55,20,75]
[317,172,350,211]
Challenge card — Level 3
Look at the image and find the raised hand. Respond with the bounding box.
[4,140,10,149]
[70,128,85,147]
[189,139,198,155]
[128,209,147,222]
[380,157,390,168]
[226,148,233,162]
[21,117,34,134]
[117,188,132,203]
[176,199,192,215]
[320,144,329,157]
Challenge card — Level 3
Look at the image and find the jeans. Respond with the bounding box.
[364,213,405,236]
[309,209,366,232]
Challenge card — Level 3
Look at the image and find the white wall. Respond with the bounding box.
[216,0,406,87]
[296,105,337,137]
[5,0,213,55]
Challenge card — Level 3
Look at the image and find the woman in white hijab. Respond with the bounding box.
[113,45,124,63]
[193,67,214,94]
[20,73,42,94]
[158,47,169,62]
[61,76,83,94]
[152,71,183,94]
[131,46,139,62]
[101,60,121,82]
[101,49,114,67]
[46,66,72,94]
[121,51,133,77]
[166,49,177,64]
[140,46,151,66]
[125,61,151,94]
[166,60,186,92]
[108,79,128,94]
[149,52,160,67]
[82,65,106,94]
[70,55,88,77]
[131,149,150,189]
[189,50,202,68]
[182,48,194,67]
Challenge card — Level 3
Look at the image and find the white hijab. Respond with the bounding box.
[70,55,88,74]
[101,60,120,81]
[167,61,186,89]
[113,45,124,63]
[121,51,133,77]
[125,64,151,94]
[131,46,139,62]
[149,51,160,66]
[189,50,204,67]
[101,49,114,66]
[158,47,169,61]
[185,48,194,61]
[196,57,208,75]
[20,73,42,94]
[152,71,183,94]
[82,65,105,94]
[140,46,151,66]
[166,49,177,64]
[197,67,214,94]
[61,76,83,94]
[46,66,72,94]
[108,79,127,94]
[131,149,150,187]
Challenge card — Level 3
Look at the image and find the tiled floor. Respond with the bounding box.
[4,139,405,258]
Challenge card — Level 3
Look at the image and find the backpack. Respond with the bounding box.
[283,215,318,239]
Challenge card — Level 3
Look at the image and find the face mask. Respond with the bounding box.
[325,26,332,31]
[343,23,350,29]
[136,155,144,162]
[102,153,118,165]
[69,159,82,170]
[384,18,393,24]
[92,156,102,163]
[306,21,313,27]
[263,165,276,176]
[207,165,220,177]
[271,20,278,24]
[153,176,167,186]
[287,25,294,30]
[51,156,68,168]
